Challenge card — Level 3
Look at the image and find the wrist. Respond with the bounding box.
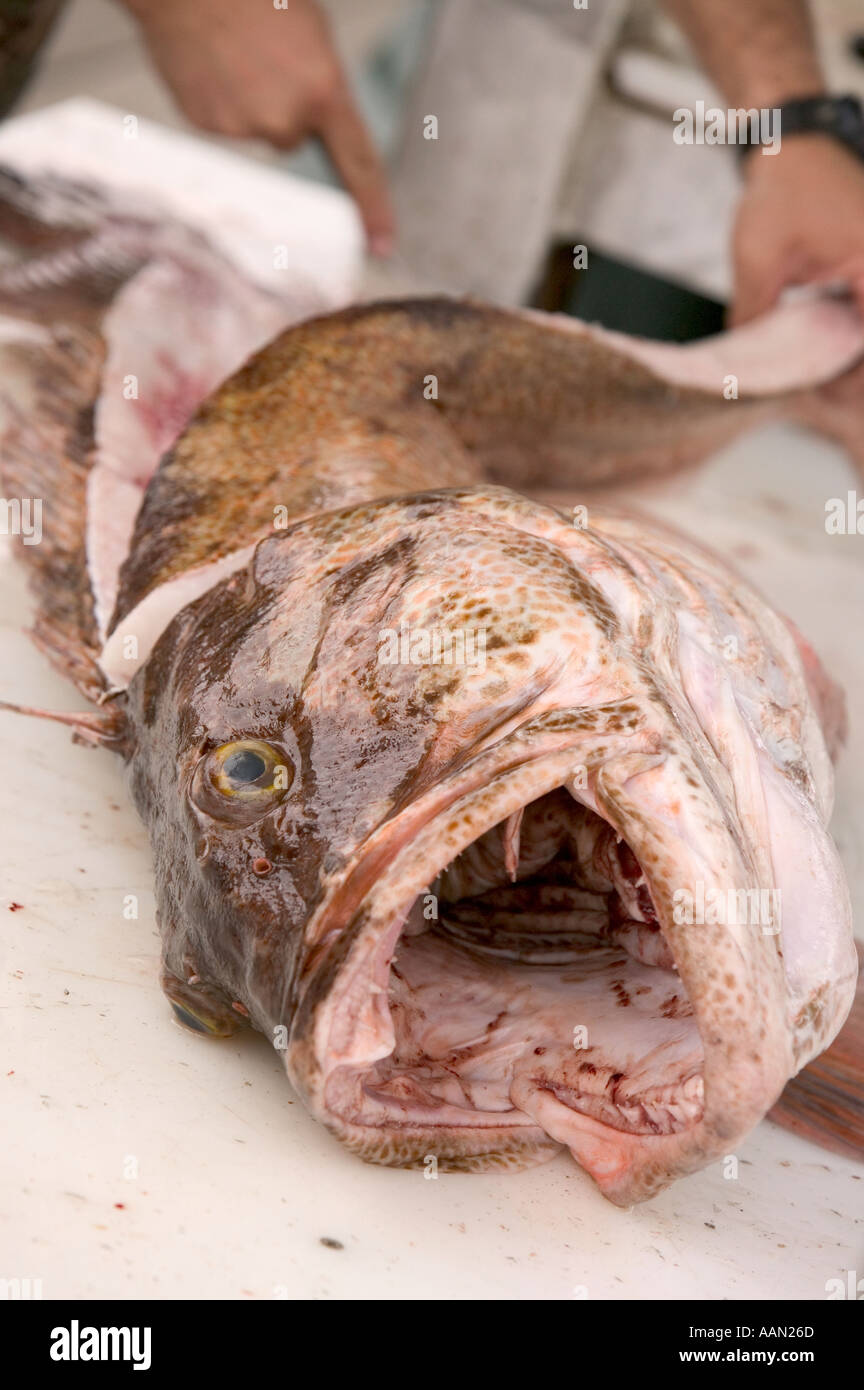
[739,95,864,176]
[736,80,825,112]
[741,129,834,174]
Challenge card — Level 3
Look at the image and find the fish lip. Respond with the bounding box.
[283,710,801,1200]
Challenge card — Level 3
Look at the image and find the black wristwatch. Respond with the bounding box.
[740,94,864,164]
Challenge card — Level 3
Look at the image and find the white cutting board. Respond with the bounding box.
[1,420,861,1302]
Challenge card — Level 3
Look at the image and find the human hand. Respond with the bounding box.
[121,0,394,254]
[731,134,864,325]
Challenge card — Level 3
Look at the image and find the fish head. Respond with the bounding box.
[126,486,857,1203]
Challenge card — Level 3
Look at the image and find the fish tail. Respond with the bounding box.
[381,296,864,492]
[191,295,864,496]
[114,295,864,625]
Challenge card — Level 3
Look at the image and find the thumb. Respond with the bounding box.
[730,225,789,328]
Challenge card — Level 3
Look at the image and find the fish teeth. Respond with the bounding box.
[501,807,524,882]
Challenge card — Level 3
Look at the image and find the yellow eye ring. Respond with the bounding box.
[210,739,292,800]
[191,739,294,822]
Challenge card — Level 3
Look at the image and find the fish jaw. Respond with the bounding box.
[125,486,856,1205]
[283,712,834,1206]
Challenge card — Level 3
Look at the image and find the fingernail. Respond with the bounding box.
[369,232,395,259]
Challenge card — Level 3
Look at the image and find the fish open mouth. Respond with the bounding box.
[301,737,708,1183]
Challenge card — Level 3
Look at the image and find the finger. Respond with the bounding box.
[318,90,395,255]
[818,258,864,320]
[730,250,788,328]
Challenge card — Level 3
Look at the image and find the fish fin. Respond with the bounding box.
[0,697,128,750]
[0,164,146,325]
[112,296,864,624]
[0,319,109,702]
[0,163,98,246]
[0,166,150,708]
[769,941,864,1160]
[0,165,301,678]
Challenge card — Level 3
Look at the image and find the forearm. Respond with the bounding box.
[662,0,825,108]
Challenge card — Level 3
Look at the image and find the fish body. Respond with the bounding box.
[1,177,860,1204]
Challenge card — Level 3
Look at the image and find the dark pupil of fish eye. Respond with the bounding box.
[223,749,267,784]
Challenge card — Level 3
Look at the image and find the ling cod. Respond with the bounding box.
[0,173,861,1204]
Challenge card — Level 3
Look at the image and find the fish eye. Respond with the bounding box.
[223,748,267,784]
[191,738,293,823]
